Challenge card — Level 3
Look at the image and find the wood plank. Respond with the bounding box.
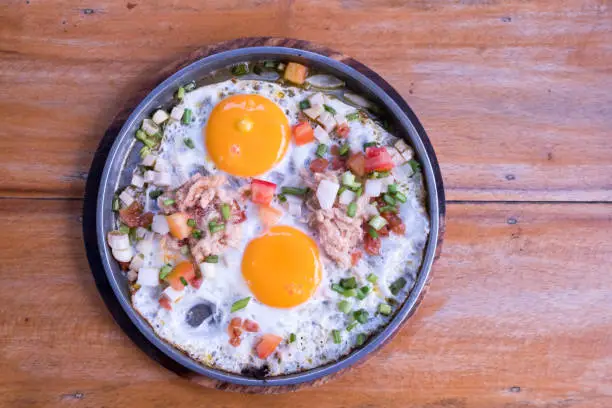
[0,1,611,200]
[0,199,610,406]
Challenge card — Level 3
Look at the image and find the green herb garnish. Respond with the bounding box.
[187,218,197,228]
[231,296,251,312]
[324,104,337,115]
[183,138,195,149]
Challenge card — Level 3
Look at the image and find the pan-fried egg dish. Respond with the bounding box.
[107,61,429,376]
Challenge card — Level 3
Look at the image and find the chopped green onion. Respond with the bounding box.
[356,286,371,300]
[221,203,231,221]
[180,276,188,286]
[299,99,311,110]
[347,183,362,192]
[231,296,251,312]
[369,215,388,230]
[118,224,129,234]
[187,218,197,228]
[112,197,120,212]
[136,129,156,148]
[338,186,347,197]
[149,189,164,199]
[337,300,351,314]
[387,184,398,194]
[368,227,379,239]
[209,222,225,234]
[264,60,277,68]
[379,205,398,213]
[356,333,366,346]
[353,309,369,324]
[183,138,195,149]
[366,273,378,284]
[347,321,358,331]
[191,229,202,239]
[316,144,328,158]
[390,277,407,296]
[129,227,138,243]
[289,333,297,343]
[346,202,357,218]
[231,63,249,76]
[180,246,189,256]
[332,329,342,344]
[163,198,175,206]
[139,146,151,159]
[383,193,396,205]
[205,255,219,263]
[281,186,308,197]
[363,141,377,149]
[340,277,357,290]
[182,108,192,125]
[356,186,363,196]
[277,193,287,203]
[184,81,196,91]
[159,264,172,279]
[176,87,186,100]
[324,104,337,115]
[341,171,355,186]
[339,143,350,156]
[331,283,345,294]
[378,303,392,316]
[408,159,420,173]
[346,112,359,121]
[342,288,357,298]
[377,170,391,178]
[394,191,407,203]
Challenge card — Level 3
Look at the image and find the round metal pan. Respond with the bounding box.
[83,37,445,392]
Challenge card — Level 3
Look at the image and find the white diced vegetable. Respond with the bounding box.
[394,138,410,153]
[151,214,170,235]
[154,159,169,172]
[137,267,160,286]
[129,254,145,271]
[341,171,355,186]
[107,231,130,250]
[118,190,135,207]
[334,114,348,128]
[369,215,388,230]
[389,148,406,165]
[153,171,172,187]
[141,153,157,167]
[316,179,340,210]
[112,247,134,263]
[317,111,336,132]
[152,109,169,125]
[338,189,356,205]
[131,173,145,188]
[163,286,184,303]
[365,204,380,217]
[308,92,325,106]
[303,104,324,120]
[313,125,331,144]
[170,106,185,121]
[198,263,216,279]
[135,227,148,240]
[379,176,395,188]
[277,62,286,71]
[365,179,383,197]
[144,170,156,184]
[136,237,153,254]
[288,201,302,217]
[141,118,159,136]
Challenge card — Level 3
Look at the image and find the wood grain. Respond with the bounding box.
[1,199,610,407]
[0,0,611,200]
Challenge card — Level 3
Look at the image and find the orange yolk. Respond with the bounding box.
[242,226,322,308]
[205,94,290,177]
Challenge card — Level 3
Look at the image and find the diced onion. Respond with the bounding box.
[364,179,383,197]
[170,106,185,121]
[317,111,336,132]
[153,172,172,187]
[118,190,135,206]
[313,125,331,144]
[198,263,216,279]
[151,214,170,235]
[141,119,159,136]
[334,114,348,128]
[343,92,373,109]
[135,227,148,240]
[308,92,325,106]
[107,231,130,250]
[306,74,345,89]
[112,247,134,263]
[338,189,356,205]
[137,267,160,286]
[131,173,145,188]
[136,237,153,255]
[303,104,324,120]
[129,254,145,271]
[316,179,340,210]
[154,159,169,172]
[141,153,158,167]
[152,109,169,125]
[144,171,156,184]
[163,286,184,302]
[394,138,410,153]
[365,204,380,217]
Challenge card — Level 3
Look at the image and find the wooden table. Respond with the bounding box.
[1,1,611,406]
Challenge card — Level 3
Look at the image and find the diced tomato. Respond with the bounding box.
[336,123,350,138]
[351,250,363,266]
[243,319,260,333]
[119,202,144,228]
[377,225,390,237]
[166,261,196,290]
[284,62,308,84]
[330,157,346,171]
[292,121,315,146]
[364,233,381,256]
[166,212,192,240]
[382,212,406,235]
[190,277,203,289]
[364,146,395,173]
[230,200,247,224]
[227,317,243,346]
[347,153,366,177]
[255,334,283,359]
[259,206,283,230]
[309,158,329,173]
[229,336,242,347]
[251,179,276,206]
[159,295,172,311]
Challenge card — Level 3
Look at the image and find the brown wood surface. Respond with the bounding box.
[0,0,611,407]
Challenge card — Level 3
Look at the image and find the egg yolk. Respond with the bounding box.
[205,94,290,177]
[242,226,322,308]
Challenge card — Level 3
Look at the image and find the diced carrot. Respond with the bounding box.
[159,295,172,311]
[351,250,363,266]
[166,261,196,290]
[229,336,241,347]
[166,212,192,240]
[259,206,283,230]
[284,62,308,84]
[292,121,315,146]
[255,334,283,359]
[243,319,260,333]
[347,153,366,177]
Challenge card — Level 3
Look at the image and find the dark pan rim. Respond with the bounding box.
[83,37,445,391]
